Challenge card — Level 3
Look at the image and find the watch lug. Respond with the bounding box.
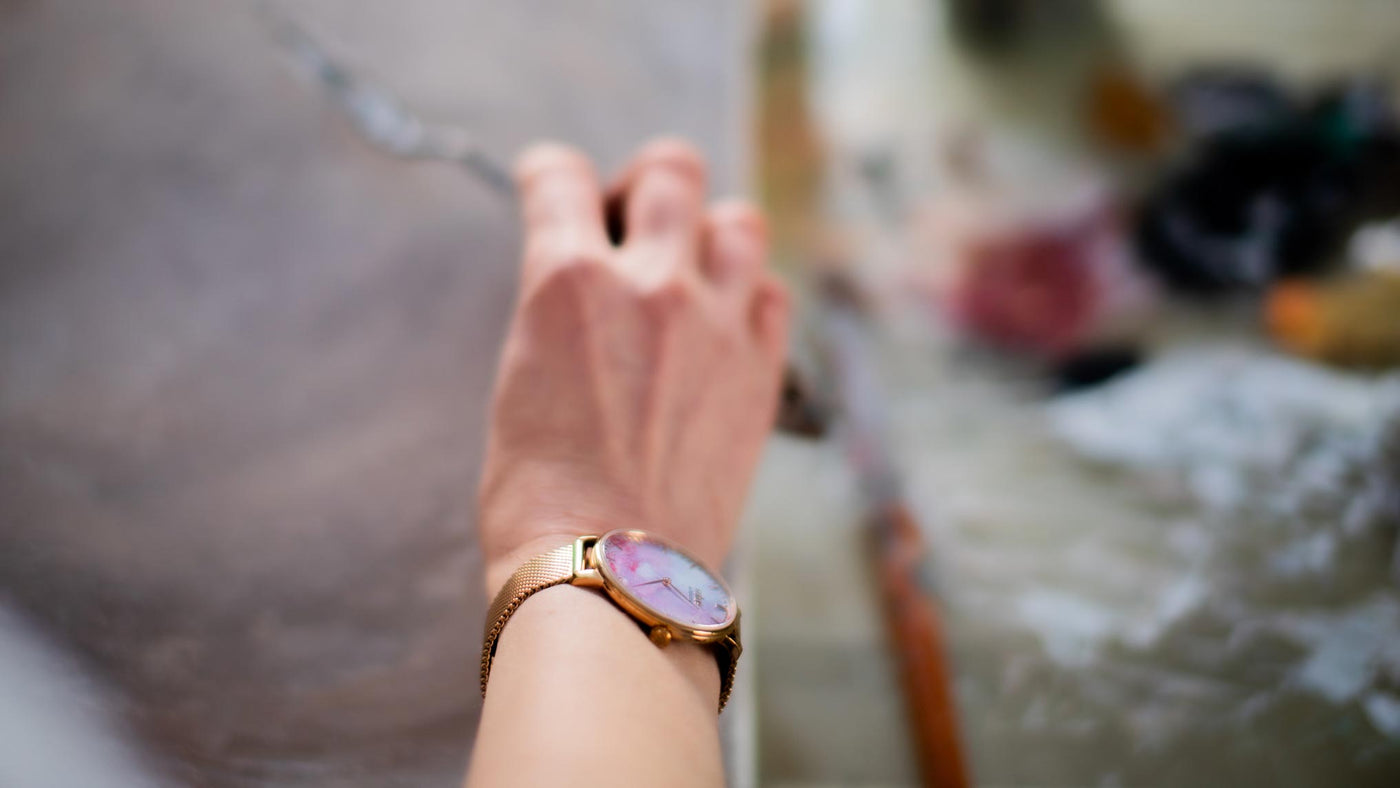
[723,633,742,659]
[571,535,603,587]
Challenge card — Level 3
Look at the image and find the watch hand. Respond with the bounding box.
[665,581,700,608]
[632,578,670,588]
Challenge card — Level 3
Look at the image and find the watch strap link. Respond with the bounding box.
[480,542,576,696]
[715,629,742,711]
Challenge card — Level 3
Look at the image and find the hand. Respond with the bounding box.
[478,138,790,592]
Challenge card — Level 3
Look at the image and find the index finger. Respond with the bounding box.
[514,142,610,260]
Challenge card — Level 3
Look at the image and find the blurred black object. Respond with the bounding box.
[1170,70,1294,140]
[946,0,1023,51]
[1052,346,1143,392]
[1137,72,1400,293]
[775,366,831,438]
[945,0,1105,54]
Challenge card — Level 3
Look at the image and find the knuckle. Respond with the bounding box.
[708,200,767,235]
[753,277,793,351]
[712,321,743,353]
[529,237,607,272]
[633,175,696,230]
[634,137,707,185]
[525,252,612,304]
[551,248,607,272]
[514,142,594,187]
[637,274,693,313]
[759,276,792,312]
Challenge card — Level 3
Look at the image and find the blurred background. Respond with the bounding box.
[2,1,1399,786]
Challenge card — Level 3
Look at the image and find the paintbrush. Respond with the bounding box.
[809,267,971,788]
[800,151,970,788]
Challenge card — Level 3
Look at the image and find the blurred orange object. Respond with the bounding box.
[1267,272,1400,369]
[1087,65,1171,154]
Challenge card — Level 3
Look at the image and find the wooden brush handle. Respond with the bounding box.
[871,504,970,788]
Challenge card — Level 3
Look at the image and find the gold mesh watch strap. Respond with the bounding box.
[478,536,740,712]
[479,542,576,697]
[715,628,742,712]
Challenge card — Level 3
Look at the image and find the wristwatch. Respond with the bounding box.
[480,529,742,712]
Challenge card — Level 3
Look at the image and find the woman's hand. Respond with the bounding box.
[478,139,790,592]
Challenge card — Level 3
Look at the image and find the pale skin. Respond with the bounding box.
[466,138,790,787]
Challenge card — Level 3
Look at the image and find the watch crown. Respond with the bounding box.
[648,625,673,648]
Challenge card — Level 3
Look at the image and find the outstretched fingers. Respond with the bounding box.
[614,138,708,280]
[515,142,610,286]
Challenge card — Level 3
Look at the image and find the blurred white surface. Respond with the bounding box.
[0,603,160,788]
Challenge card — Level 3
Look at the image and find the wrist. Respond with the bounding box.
[501,583,722,707]
[483,532,588,596]
[478,464,651,593]
[478,468,736,596]
[479,528,739,719]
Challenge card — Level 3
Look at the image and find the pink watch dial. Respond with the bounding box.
[596,530,736,630]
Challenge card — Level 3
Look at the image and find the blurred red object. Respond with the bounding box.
[911,136,1148,359]
[943,207,1108,356]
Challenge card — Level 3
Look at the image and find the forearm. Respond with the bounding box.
[466,580,724,788]
[467,138,784,787]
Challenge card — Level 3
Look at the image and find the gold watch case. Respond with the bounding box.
[574,530,740,647]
